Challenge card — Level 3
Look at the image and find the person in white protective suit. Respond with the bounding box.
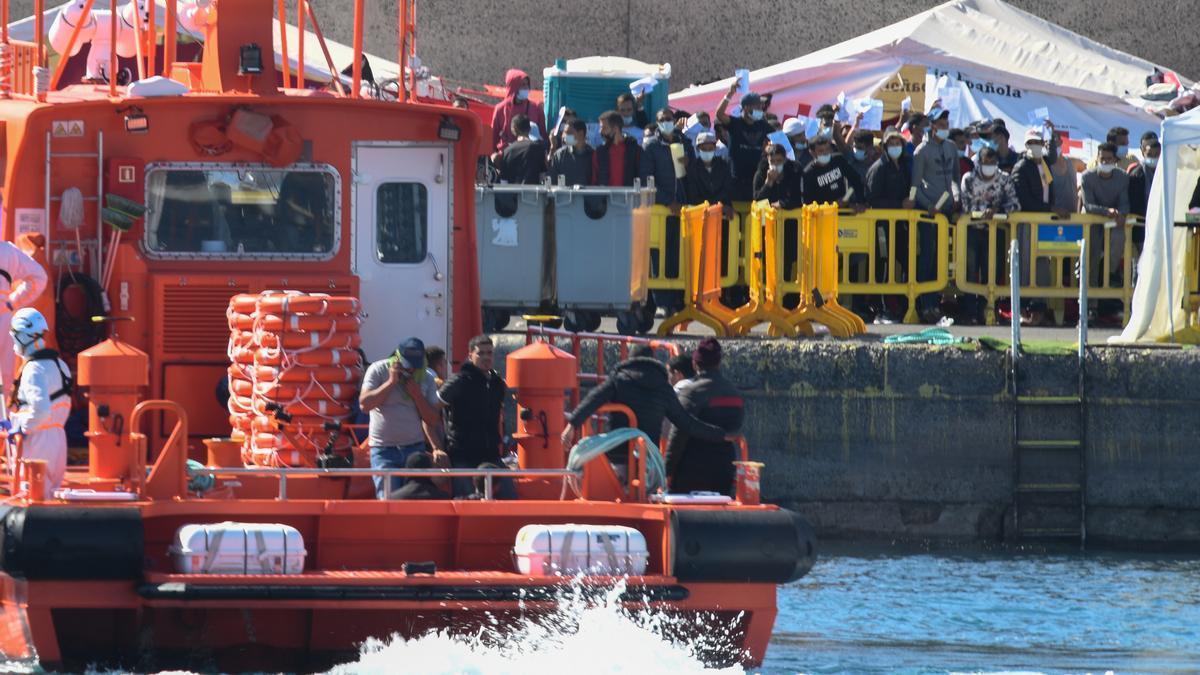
[2,309,72,495]
[0,241,48,388]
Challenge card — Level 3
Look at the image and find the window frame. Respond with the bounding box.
[374,181,431,266]
[141,161,342,262]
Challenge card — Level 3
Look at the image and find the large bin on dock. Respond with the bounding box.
[475,185,552,311]
[551,184,653,311]
[543,57,671,123]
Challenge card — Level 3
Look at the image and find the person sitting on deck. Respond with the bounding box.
[390,451,449,500]
[665,338,744,496]
[559,345,731,479]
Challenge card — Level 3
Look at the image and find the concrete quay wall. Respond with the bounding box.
[494,336,1200,548]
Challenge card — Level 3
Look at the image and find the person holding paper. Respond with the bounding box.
[548,119,595,187]
[490,69,546,156]
[685,132,734,213]
[752,144,802,209]
[783,118,813,169]
[641,108,694,208]
[716,82,773,202]
[547,107,578,156]
[592,110,642,187]
[617,92,651,131]
[802,136,865,209]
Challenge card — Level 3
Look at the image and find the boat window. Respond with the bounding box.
[143,164,339,260]
[376,182,428,264]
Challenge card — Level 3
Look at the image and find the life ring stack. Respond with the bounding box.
[225,291,364,467]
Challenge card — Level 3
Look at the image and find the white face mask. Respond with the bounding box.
[698,150,715,162]
[1099,162,1117,175]
[1026,145,1044,160]
[621,115,634,126]
[563,133,576,147]
[658,121,675,135]
[816,154,832,166]
[980,164,998,177]
[886,145,904,160]
[769,161,785,172]
[515,88,530,101]
[935,128,950,141]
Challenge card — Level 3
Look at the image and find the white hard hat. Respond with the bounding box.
[11,307,48,339]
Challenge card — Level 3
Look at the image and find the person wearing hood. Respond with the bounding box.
[715,81,773,201]
[685,132,734,212]
[560,345,730,469]
[640,107,694,207]
[490,69,546,155]
[665,338,743,496]
[389,451,450,500]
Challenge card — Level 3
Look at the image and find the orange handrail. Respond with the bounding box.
[526,326,680,408]
[130,400,190,500]
[579,403,648,503]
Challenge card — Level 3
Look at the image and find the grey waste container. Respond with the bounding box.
[475,185,551,316]
[551,184,653,313]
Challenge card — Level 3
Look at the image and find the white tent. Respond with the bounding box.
[1115,107,1200,343]
[670,0,1178,149]
[7,1,400,85]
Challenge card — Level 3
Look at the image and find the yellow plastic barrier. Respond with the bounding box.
[657,203,738,336]
[953,212,1144,325]
[779,204,867,337]
[727,201,801,337]
[647,204,742,292]
[833,209,953,324]
[1187,229,1200,323]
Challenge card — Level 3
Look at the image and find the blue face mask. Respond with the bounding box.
[1116,144,1129,158]
[970,139,985,153]
[887,146,904,160]
[515,88,530,101]
[852,149,866,161]
[750,109,764,121]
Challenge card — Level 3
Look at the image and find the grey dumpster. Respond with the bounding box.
[551,184,653,332]
[475,185,552,329]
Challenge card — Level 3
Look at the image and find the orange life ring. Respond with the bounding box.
[254,365,363,383]
[253,381,356,401]
[228,294,260,314]
[258,332,362,350]
[256,314,361,333]
[252,398,352,419]
[254,348,362,368]
[250,414,333,433]
[255,294,360,316]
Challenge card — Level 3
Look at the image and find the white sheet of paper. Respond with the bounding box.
[859,99,885,131]
[901,96,912,112]
[805,116,822,139]
[1026,106,1050,125]
[630,75,658,97]
[835,91,851,122]
[768,130,795,161]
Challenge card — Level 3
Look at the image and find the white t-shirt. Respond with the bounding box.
[361,359,439,448]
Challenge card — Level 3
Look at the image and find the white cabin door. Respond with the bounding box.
[352,143,451,362]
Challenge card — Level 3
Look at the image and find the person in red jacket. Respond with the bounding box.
[490,69,546,156]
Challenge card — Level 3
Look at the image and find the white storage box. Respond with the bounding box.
[171,522,306,575]
[514,524,648,577]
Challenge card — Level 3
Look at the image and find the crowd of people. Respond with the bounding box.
[358,332,743,500]
[486,68,1200,327]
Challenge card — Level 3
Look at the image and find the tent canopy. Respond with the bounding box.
[6,1,400,85]
[670,0,1178,145]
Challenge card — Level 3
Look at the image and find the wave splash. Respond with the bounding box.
[328,580,747,675]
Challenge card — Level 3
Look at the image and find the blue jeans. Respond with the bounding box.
[370,442,425,499]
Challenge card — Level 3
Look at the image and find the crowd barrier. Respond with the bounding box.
[647,204,742,293]
[953,212,1143,325]
[1187,228,1200,325]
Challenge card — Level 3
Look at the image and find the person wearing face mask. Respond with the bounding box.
[1081,142,1131,325]
[640,107,694,208]
[782,117,813,169]
[863,130,915,323]
[949,128,973,179]
[991,125,1018,173]
[910,109,959,321]
[2,309,71,496]
[845,130,877,183]
[592,110,642,187]
[685,132,734,213]
[490,69,546,155]
[959,147,1020,324]
[547,107,577,156]
[496,115,547,186]
[716,81,774,202]
[616,92,650,132]
[802,136,865,209]
[752,144,801,209]
[1128,132,1160,218]
[548,118,595,187]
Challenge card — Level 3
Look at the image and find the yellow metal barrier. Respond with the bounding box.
[779,204,867,337]
[953,212,1144,325]
[647,204,742,292]
[833,209,953,324]
[1187,228,1200,323]
[727,201,800,337]
[658,203,737,336]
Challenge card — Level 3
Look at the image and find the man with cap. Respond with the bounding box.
[1007,126,1064,324]
[716,80,773,202]
[684,131,734,212]
[783,117,814,169]
[438,334,508,496]
[359,337,444,499]
[665,338,744,496]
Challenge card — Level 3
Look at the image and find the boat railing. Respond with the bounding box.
[527,326,682,407]
[190,466,580,501]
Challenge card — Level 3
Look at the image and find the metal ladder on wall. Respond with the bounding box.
[45,128,105,276]
[1008,238,1087,548]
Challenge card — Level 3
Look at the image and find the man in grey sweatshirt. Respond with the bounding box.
[910,109,959,319]
[1080,142,1130,322]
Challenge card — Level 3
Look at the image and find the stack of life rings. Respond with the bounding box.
[226,291,364,467]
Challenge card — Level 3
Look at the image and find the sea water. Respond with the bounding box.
[14,545,1200,674]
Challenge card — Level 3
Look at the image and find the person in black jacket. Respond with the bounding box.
[752,144,802,208]
[802,136,865,207]
[1128,132,1160,218]
[560,345,729,467]
[547,118,595,187]
[665,338,743,495]
[864,130,915,321]
[685,132,734,211]
[496,114,547,185]
[390,451,450,500]
[438,335,507,496]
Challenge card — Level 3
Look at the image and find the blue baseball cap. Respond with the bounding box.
[396,337,426,369]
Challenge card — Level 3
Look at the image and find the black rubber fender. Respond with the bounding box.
[0,506,144,580]
[671,508,816,583]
